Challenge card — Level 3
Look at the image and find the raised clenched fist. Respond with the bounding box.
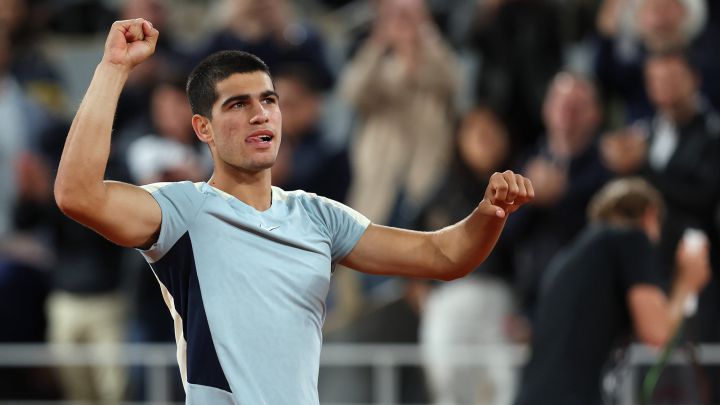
[479,170,535,218]
[101,19,159,71]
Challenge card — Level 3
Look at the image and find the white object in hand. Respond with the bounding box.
[683,228,707,252]
[681,229,707,316]
[684,294,698,316]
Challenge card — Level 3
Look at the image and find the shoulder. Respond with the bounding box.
[139,181,209,212]
[273,187,370,227]
[702,107,720,139]
[592,224,648,244]
[570,225,646,256]
[272,187,335,213]
[139,181,204,195]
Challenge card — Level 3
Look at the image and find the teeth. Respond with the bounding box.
[260,135,271,142]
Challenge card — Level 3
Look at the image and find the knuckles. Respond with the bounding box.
[488,170,535,205]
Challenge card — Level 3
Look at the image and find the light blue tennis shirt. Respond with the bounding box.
[137,181,370,404]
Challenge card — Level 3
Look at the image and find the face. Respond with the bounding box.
[0,0,26,34]
[122,0,167,28]
[197,71,282,174]
[458,109,509,178]
[543,75,600,153]
[379,0,426,45]
[274,76,320,140]
[637,0,686,51]
[152,84,194,144]
[645,56,697,111]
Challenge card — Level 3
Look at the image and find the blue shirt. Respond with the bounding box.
[138,181,370,404]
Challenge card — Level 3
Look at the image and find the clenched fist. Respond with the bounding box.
[101,19,159,71]
[479,170,534,218]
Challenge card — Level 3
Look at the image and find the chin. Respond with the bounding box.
[247,158,277,172]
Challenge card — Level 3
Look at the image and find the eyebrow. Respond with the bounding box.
[220,90,280,108]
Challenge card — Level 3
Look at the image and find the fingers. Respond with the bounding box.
[524,176,535,200]
[112,18,157,43]
[489,170,510,202]
[490,170,532,204]
[125,21,145,41]
[104,19,159,68]
[142,20,160,44]
[481,170,534,218]
[501,171,520,202]
[512,174,535,207]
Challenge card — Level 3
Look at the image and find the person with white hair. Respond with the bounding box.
[594,0,720,124]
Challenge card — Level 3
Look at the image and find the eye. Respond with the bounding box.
[262,96,278,105]
[231,101,247,109]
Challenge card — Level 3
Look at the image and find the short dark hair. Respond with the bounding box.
[186,51,272,118]
[645,47,700,75]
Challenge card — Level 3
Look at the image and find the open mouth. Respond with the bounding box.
[247,130,275,145]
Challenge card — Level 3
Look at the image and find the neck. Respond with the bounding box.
[208,166,273,211]
[547,131,589,160]
[663,99,698,126]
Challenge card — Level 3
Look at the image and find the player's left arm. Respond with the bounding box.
[341,171,534,280]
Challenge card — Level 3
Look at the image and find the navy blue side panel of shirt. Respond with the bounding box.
[149,232,232,393]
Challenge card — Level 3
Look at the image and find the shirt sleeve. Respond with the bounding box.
[136,181,206,263]
[312,195,371,263]
[614,229,666,292]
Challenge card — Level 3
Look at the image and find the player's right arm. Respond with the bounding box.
[54,19,162,249]
[628,237,711,347]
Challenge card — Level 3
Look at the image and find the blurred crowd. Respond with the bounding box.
[1,0,720,403]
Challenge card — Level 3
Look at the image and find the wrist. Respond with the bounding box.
[672,278,697,297]
[96,60,132,79]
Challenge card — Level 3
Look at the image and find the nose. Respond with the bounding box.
[249,101,270,125]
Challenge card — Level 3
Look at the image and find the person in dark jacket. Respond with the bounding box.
[514,177,710,405]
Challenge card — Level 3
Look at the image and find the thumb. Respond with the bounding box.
[478,198,506,219]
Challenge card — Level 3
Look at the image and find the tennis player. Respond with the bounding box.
[514,177,710,405]
[54,19,534,404]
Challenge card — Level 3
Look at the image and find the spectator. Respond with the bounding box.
[504,72,611,317]
[601,50,720,341]
[0,29,52,237]
[16,116,132,403]
[468,0,564,158]
[514,177,710,405]
[192,0,333,90]
[594,0,715,123]
[339,0,458,226]
[114,0,189,134]
[0,259,56,398]
[123,74,209,401]
[271,64,351,203]
[2,0,67,114]
[417,107,518,405]
[126,76,211,185]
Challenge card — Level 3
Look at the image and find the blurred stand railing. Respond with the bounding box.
[1,343,719,404]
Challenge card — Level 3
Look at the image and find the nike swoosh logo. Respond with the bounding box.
[267,225,280,232]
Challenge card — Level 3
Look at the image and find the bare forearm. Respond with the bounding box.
[343,171,531,281]
[55,63,129,210]
[632,282,695,347]
[666,282,695,332]
[430,202,507,279]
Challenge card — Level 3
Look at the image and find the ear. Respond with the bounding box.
[192,114,212,144]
